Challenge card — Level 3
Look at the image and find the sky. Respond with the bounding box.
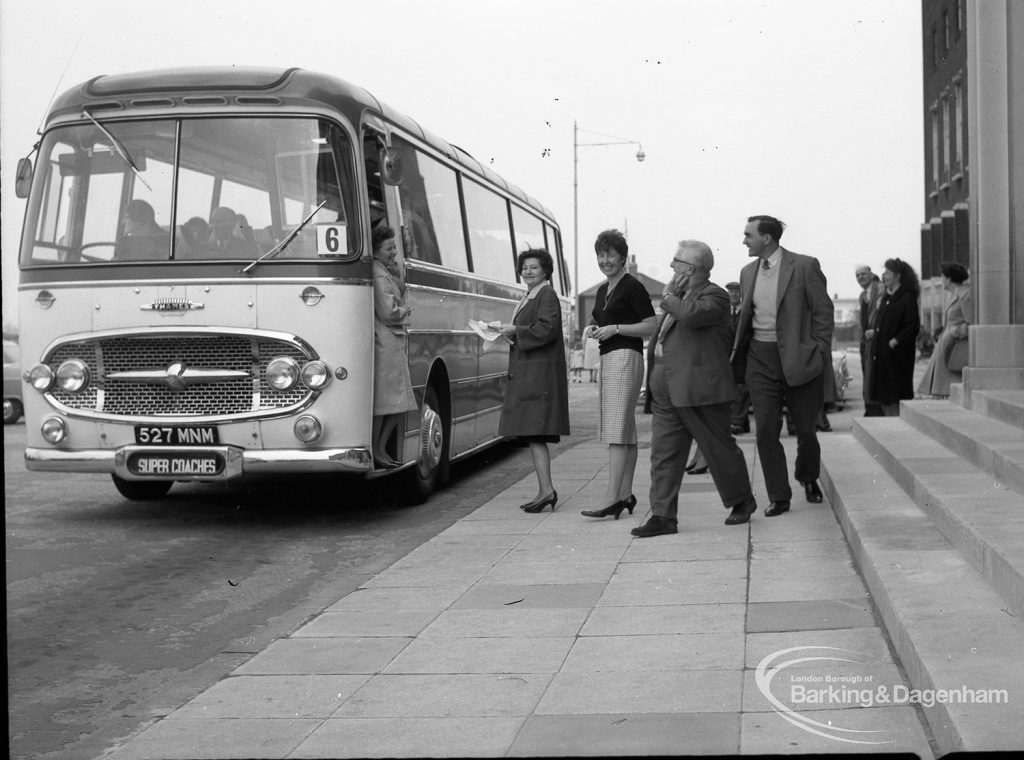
[0,0,924,331]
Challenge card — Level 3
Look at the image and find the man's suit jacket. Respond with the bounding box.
[730,248,834,388]
[644,280,736,411]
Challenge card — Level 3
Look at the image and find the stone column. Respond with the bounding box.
[964,0,1024,394]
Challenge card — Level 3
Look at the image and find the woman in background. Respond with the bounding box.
[865,258,920,417]
[917,262,972,398]
[498,249,570,512]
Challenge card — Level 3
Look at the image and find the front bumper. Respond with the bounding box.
[25,445,374,479]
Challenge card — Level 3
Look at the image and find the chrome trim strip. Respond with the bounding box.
[25,445,373,476]
[105,368,251,386]
[40,394,316,425]
[19,277,371,290]
[39,325,318,363]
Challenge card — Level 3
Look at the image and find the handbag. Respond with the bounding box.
[944,336,969,373]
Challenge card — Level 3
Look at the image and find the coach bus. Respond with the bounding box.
[15,66,568,502]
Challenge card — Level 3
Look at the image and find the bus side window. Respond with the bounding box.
[391,136,467,271]
[462,177,514,283]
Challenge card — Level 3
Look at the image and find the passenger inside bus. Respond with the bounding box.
[178,216,210,257]
[114,199,169,260]
[206,206,251,257]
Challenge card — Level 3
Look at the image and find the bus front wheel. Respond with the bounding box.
[112,475,173,501]
[406,385,449,504]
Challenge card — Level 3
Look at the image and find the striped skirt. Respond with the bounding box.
[598,348,645,445]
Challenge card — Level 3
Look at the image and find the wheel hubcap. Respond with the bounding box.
[418,403,443,476]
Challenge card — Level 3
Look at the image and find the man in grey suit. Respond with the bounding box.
[731,215,834,516]
[632,240,758,538]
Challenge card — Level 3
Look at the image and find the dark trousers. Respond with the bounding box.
[746,340,824,502]
[730,383,751,429]
[648,363,753,520]
[859,341,884,417]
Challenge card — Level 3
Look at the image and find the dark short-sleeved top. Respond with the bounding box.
[591,273,655,355]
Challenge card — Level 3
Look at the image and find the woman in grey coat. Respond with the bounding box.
[498,249,570,512]
[917,262,972,398]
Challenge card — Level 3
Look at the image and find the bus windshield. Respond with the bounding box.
[20,116,359,266]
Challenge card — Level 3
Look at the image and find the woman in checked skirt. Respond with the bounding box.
[580,229,658,521]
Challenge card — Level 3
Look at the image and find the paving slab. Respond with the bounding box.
[740,706,934,757]
[508,712,741,757]
[745,628,896,669]
[452,582,606,609]
[235,637,410,674]
[291,608,441,637]
[101,718,321,760]
[334,673,552,718]
[382,635,574,674]
[292,717,525,758]
[535,670,743,714]
[477,558,619,585]
[171,674,370,719]
[419,607,590,638]
[580,603,746,636]
[746,598,876,633]
[561,632,745,671]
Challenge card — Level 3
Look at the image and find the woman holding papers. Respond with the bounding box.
[497,249,570,512]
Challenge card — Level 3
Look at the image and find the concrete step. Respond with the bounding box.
[850,415,1024,620]
[966,389,1024,432]
[821,433,1024,755]
[900,398,1024,495]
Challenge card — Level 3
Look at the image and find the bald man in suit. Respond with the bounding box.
[730,215,834,516]
[631,240,758,538]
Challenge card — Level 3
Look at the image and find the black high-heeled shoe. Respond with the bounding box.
[581,494,637,520]
[521,491,558,513]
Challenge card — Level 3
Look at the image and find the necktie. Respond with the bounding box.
[761,258,771,270]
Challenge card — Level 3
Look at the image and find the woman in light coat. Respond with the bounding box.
[371,225,418,467]
[498,249,570,512]
[917,262,972,398]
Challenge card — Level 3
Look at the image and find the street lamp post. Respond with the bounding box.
[572,121,645,342]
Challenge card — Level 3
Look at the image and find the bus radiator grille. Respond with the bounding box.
[45,334,310,418]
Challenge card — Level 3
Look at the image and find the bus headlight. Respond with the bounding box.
[300,360,330,389]
[28,364,55,392]
[266,356,300,390]
[294,415,322,443]
[41,416,69,444]
[56,359,91,393]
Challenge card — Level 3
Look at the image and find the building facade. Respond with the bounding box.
[921,0,971,333]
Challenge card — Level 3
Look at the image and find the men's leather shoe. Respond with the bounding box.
[724,498,757,525]
[803,481,823,503]
[730,424,749,435]
[630,516,678,538]
[765,500,791,517]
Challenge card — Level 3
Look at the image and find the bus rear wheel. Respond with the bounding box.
[406,385,449,504]
[112,475,173,501]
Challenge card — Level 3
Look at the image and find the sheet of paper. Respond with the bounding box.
[468,319,505,342]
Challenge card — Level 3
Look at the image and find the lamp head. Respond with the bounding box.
[635,147,646,162]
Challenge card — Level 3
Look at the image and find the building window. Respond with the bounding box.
[956,0,965,36]
[943,10,950,55]
[942,94,951,185]
[954,81,965,178]
[931,25,939,68]
[931,106,940,192]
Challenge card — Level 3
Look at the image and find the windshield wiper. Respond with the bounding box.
[240,200,327,274]
[82,110,152,192]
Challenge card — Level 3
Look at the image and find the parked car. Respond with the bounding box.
[4,340,23,424]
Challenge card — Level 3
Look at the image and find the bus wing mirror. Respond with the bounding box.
[381,147,404,185]
[15,157,33,198]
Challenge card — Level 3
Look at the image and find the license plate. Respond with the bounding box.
[127,451,225,477]
[134,425,219,445]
